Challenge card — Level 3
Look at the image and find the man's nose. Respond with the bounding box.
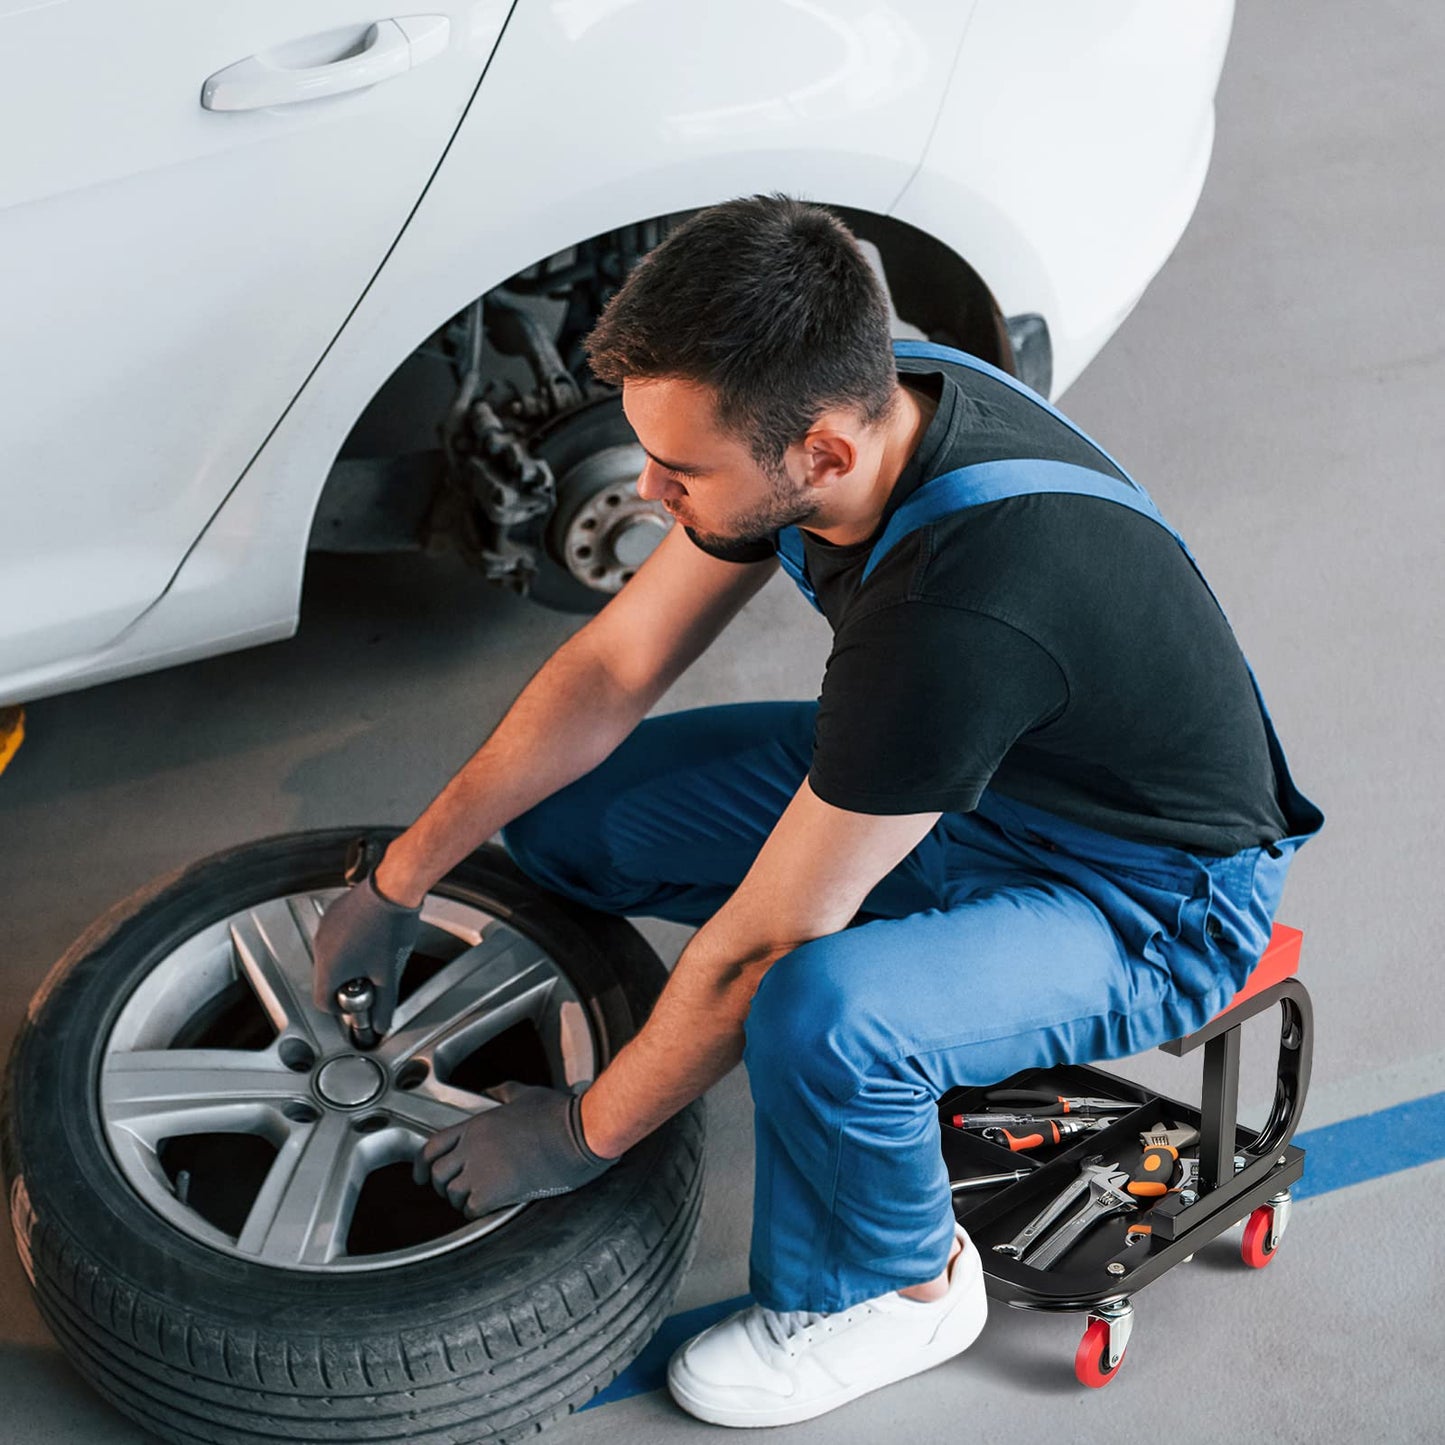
[636,461,685,502]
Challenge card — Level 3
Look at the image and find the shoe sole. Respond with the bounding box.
[666,1252,989,1429]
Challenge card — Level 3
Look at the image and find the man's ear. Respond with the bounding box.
[799,414,860,485]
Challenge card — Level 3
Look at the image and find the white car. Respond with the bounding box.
[0,0,1235,707]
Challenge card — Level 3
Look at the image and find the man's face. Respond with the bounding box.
[620,377,824,552]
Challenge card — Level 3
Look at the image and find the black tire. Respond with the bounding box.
[2,829,706,1444]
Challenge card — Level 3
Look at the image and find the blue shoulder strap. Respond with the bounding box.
[774,526,814,604]
[890,338,1142,486]
[860,458,1167,587]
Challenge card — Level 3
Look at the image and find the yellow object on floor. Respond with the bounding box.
[0,705,24,776]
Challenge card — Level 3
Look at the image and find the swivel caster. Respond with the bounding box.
[1241,1188,1292,1268]
[1075,1298,1133,1388]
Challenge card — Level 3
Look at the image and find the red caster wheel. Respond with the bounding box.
[1242,1207,1278,1267]
[1241,1189,1292,1268]
[1075,1311,1130,1388]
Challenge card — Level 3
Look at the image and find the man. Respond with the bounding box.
[313,194,1322,1427]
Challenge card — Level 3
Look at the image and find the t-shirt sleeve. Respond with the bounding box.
[682,524,777,564]
[807,600,1069,815]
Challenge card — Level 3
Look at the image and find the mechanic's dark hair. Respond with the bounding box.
[584,193,899,473]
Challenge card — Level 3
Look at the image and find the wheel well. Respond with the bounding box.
[828,205,1017,373]
[312,203,1020,561]
[336,201,1016,464]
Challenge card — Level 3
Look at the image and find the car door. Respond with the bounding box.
[0,1,513,678]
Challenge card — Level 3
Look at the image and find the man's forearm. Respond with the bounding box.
[376,633,660,907]
[579,923,786,1159]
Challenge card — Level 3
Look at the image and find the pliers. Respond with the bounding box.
[980,1089,1136,1117]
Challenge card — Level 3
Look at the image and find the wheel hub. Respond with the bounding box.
[551,444,669,591]
[315,1054,386,1109]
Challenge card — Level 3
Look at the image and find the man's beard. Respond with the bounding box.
[681,469,822,553]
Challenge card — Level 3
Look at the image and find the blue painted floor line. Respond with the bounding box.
[581,1090,1445,1411]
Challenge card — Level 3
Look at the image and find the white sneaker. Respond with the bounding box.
[666,1222,987,1428]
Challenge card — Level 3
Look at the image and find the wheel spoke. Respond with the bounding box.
[236,1110,363,1266]
[383,931,558,1064]
[230,898,344,1050]
[101,1048,305,1144]
[383,1078,494,1139]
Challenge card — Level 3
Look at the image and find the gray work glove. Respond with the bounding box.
[412,1081,618,1219]
[311,871,421,1037]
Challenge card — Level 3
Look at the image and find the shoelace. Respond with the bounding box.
[759,1306,862,1353]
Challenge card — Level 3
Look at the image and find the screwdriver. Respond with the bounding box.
[1125,1147,1181,1197]
[981,1116,1119,1152]
[949,1170,1033,1194]
[951,1110,1118,1131]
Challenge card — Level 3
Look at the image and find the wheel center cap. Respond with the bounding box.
[315,1055,386,1108]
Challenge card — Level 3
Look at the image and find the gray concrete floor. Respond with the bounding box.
[3,1,1442,1440]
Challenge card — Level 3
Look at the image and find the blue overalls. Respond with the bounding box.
[500,339,1324,1313]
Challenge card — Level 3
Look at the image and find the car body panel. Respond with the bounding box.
[0,0,513,679]
[893,0,1236,394]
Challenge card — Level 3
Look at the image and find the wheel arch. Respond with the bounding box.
[315,199,1022,565]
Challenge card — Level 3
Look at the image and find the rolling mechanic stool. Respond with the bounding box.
[937,923,1312,1388]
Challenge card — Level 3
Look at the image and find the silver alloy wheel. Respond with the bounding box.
[99,889,598,1273]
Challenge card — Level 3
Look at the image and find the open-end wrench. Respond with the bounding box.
[991,1153,1107,1259]
[1024,1164,1140,1270]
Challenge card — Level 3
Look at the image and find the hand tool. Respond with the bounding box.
[950,1109,1120,1130]
[979,1116,1115,1151]
[1023,1163,1142,1270]
[1129,1123,1202,1197]
[1139,1122,1200,1150]
[979,1089,1137,1116]
[336,977,379,1049]
[992,1153,1107,1259]
[949,1169,1033,1194]
[992,1143,1182,1266]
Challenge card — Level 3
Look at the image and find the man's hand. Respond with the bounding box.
[412,1081,618,1219]
[311,871,422,1036]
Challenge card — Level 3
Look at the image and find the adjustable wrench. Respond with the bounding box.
[1024,1164,1140,1269]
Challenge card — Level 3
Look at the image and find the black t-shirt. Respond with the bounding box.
[684,353,1290,856]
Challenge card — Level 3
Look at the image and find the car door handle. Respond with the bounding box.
[202,16,450,112]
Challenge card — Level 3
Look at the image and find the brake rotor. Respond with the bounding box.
[525,397,672,610]
[548,444,670,592]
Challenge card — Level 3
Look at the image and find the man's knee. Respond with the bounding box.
[499,795,612,909]
[743,934,888,1107]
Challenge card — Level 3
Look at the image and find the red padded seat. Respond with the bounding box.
[1205,923,1302,1024]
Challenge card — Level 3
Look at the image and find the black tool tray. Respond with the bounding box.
[939,1062,1305,1312]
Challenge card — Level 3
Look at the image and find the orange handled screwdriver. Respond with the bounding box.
[983,1116,1114,1152]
